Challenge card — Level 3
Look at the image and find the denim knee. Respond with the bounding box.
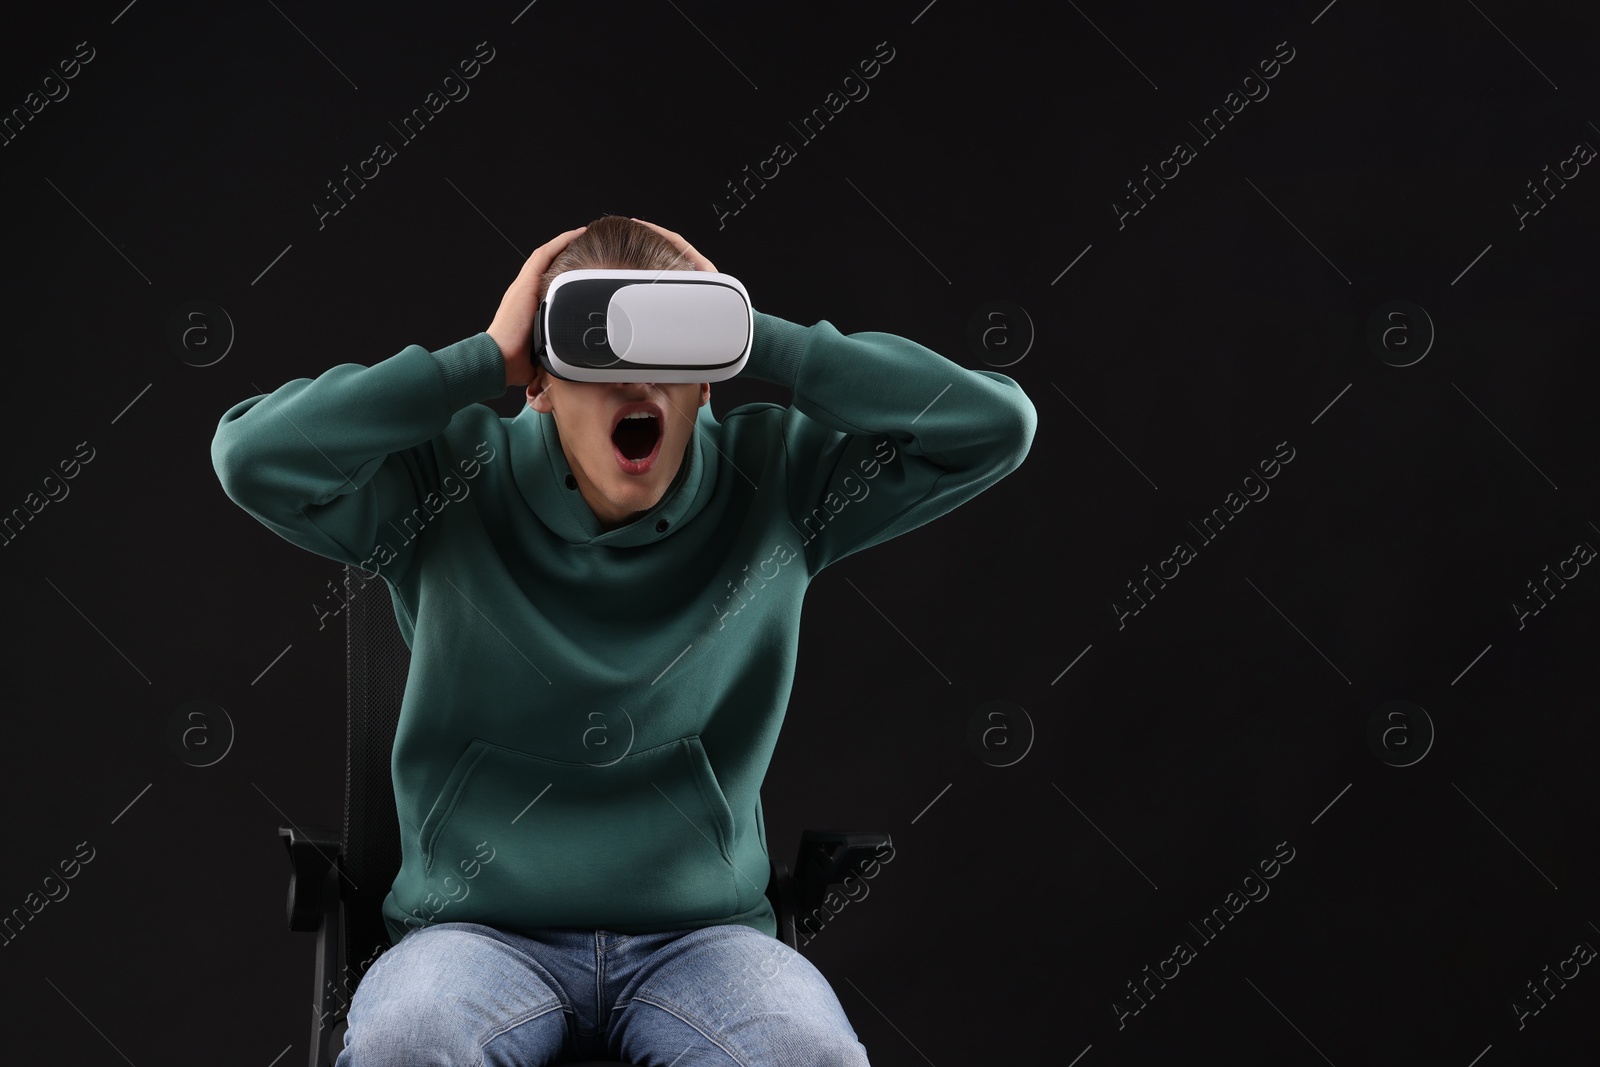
[335,924,569,1066]
[336,979,489,1067]
[626,924,868,1061]
[769,1019,872,1067]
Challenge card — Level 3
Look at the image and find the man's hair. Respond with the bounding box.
[540,215,695,294]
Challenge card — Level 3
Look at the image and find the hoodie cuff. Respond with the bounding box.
[742,310,808,389]
[430,332,509,410]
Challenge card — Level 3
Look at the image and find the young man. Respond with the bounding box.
[211,216,1036,1065]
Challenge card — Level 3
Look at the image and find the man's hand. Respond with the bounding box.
[488,226,588,388]
[629,218,718,274]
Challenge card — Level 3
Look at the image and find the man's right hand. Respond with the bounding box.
[487,226,588,387]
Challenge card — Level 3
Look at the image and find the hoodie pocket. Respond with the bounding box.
[417,734,739,928]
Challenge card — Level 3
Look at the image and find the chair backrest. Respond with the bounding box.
[340,563,408,980]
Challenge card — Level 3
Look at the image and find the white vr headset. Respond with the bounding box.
[533,269,753,383]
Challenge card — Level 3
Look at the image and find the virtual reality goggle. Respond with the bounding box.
[533,269,753,383]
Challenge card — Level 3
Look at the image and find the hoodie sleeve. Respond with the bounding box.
[738,309,1037,575]
[210,333,508,585]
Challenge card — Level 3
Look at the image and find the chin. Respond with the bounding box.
[600,459,672,502]
[610,482,664,507]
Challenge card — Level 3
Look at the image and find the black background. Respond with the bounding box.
[2,1,1597,1063]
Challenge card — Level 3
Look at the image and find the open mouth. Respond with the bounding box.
[611,408,664,474]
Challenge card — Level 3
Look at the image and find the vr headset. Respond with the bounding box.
[533,269,753,383]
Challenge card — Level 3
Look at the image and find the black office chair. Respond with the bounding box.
[279,563,890,1067]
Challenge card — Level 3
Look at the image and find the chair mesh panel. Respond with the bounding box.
[342,563,408,983]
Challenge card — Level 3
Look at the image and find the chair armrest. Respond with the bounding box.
[279,824,349,1067]
[792,830,892,916]
[278,824,342,932]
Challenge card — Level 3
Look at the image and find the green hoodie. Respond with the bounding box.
[211,308,1036,945]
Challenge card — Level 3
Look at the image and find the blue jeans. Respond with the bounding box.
[334,920,872,1065]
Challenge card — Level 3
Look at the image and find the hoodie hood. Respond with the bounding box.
[507,400,721,547]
